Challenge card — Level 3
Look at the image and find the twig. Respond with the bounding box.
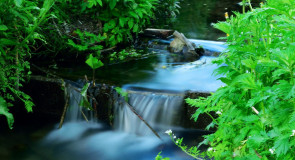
[31,64,61,79]
[251,107,259,115]
[58,94,69,129]
[124,100,162,140]
[100,46,116,53]
[81,110,89,122]
[52,19,62,37]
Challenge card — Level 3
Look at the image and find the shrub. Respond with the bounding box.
[186,0,295,159]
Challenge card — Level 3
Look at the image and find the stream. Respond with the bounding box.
[0,0,244,159]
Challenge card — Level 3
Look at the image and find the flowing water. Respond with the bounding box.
[0,0,250,159]
[30,85,196,160]
[114,91,184,136]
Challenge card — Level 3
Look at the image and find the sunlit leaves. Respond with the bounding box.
[87,0,102,8]
[186,0,295,159]
[115,87,128,102]
[85,54,104,70]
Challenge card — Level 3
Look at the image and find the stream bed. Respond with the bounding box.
[0,0,246,159]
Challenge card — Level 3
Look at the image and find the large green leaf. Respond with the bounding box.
[85,54,104,70]
[0,96,14,129]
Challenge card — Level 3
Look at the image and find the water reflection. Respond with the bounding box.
[157,0,262,40]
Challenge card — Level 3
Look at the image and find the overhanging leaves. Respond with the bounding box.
[0,96,14,129]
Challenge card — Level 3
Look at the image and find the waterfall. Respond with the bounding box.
[114,90,185,136]
[41,85,194,160]
[64,83,97,123]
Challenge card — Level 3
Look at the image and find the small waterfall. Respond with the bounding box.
[64,83,97,123]
[114,90,185,136]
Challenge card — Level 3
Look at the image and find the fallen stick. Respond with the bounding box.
[58,94,69,129]
[124,100,162,140]
[81,110,89,122]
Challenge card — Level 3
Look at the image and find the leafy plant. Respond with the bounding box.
[183,0,295,159]
[155,0,180,18]
[0,0,55,129]
[85,53,104,86]
[164,129,202,159]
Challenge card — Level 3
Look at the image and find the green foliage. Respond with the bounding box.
[155,0,180,18]
[0,0,54,129]
[109,48,142,62]
[86,54,104,70]
[0,0,180,129]
[115,87,128,102]
[0,96,14,129]
[79,83,92,110]
[155,152,170,160]
[67,0,157,49]
[185,0,295,159]
[68,29,105,53]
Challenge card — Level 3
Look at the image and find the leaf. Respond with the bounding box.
[242,59,256,69]
[231,73,257,90]
[85,54,104,70]
[115,87,128,102]
[129,11,138,18]
[80,83,92,110]
[274,136,290,156]
[81,83,90,98]
[0,96,14,129]
[213,22,231,34]
[119,18,125,27]
[0,25,8,31]
[14,0,22,7]
[133,24,139,32]
[109,0,116,10]
[0,39,17,46]
[97,0,102,6]
[128,20,134,29]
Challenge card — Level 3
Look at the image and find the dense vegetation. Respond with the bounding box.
[0,0,178,129]
[176,0,295,159]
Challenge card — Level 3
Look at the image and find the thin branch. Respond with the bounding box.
[81,109,89,122]
[58,94,69,129]
[124,100,162,140]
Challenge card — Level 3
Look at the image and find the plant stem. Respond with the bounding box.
[247,0,253,11]
[93,69,95,86]
[243,0,246,14]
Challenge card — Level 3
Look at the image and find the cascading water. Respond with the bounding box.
[37,83,194,160]
[64,83,97,123]
[114,91,185,136]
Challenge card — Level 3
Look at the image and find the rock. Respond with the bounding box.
[169,38,186,53]
[169,31,200,61]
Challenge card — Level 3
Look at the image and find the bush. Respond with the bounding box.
[186,0,295,159]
